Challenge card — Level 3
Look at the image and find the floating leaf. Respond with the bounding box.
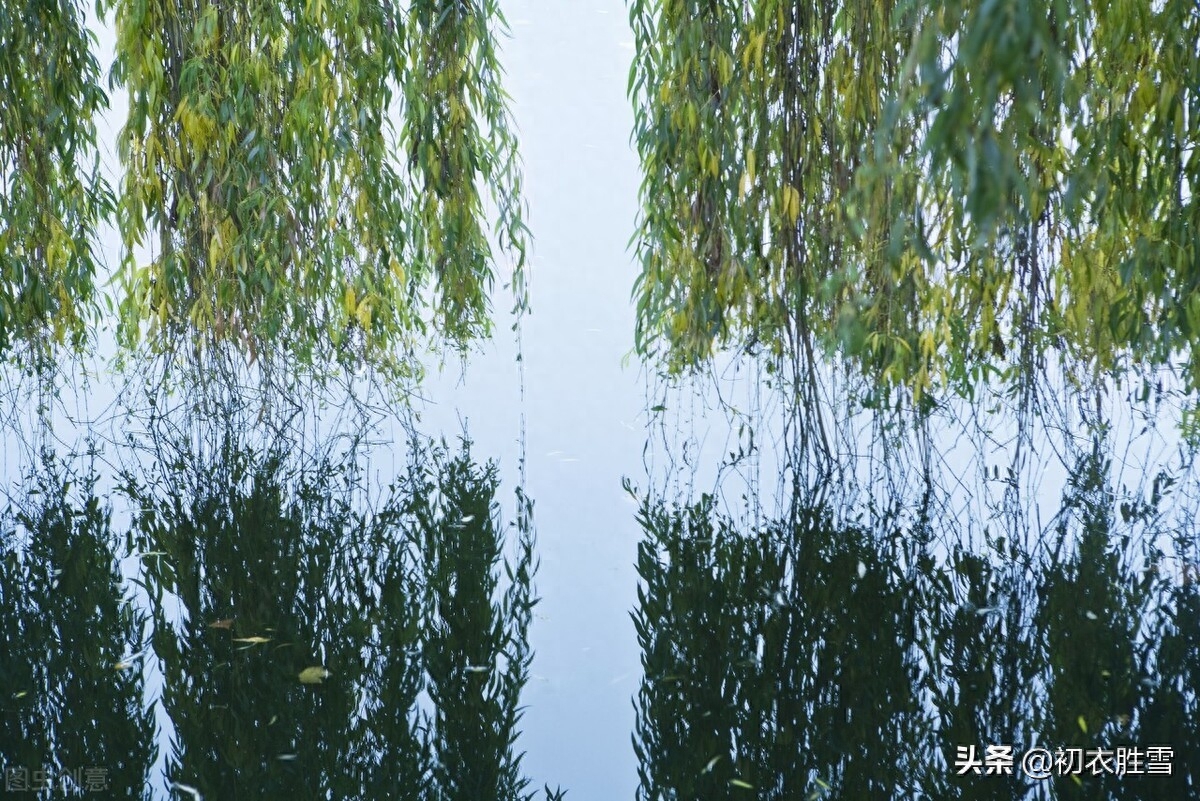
[299,666,331,684]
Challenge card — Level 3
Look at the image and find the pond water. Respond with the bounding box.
[2,2,1199,800]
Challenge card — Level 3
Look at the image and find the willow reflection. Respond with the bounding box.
[632,435,1199,799]
[92,431,551,799]
[0,454,154,799]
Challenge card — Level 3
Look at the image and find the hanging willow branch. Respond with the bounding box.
[628,0,914,379]
[104,0,528,386]
[0,0,111,373]
[629,0,1200,408]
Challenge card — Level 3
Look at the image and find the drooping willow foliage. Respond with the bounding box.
[0,0,530,387]
[104,0,527,385]
[0,0,111,372]
[629,0,1199,406]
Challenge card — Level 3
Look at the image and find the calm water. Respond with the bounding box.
[3,413,1199,799]
[3,2,1200,800]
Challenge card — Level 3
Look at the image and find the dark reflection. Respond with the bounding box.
[631,490,926,799]
[119,432,553,799]
[633,436,1199,800]
[0,429,556,798]
[410,444,538,801]
[1035,444,1152,800]
[0,451,155,798]
[123,437,372,798]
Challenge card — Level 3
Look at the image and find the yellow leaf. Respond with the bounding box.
[299,666,331,684]
[1077,715,1088,734]
[782,185,800,223]
[716,49,732,86]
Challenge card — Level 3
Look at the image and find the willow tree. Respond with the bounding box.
[629,0,1198,407]
[0,0,111,373]
[105,0,527,386]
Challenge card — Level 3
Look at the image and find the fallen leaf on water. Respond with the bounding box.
[232,636,271,644]
[299,666,331,684]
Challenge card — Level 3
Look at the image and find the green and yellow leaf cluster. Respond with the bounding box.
[629,0,1199,406]
[0,0,529,385]
[0,0,112,372]
[104,0,528,383]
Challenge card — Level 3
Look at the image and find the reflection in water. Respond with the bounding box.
[0,454,155,799]
[633,438,1199,800]
[409,445,539,801]
[125,440,374,798]
[1,435,558,799]
[632,491,925,800]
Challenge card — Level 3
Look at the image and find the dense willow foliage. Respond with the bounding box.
[629,0,1198,404]
[0,0,111,371]
[104,0,527,382]
[0,0,526,383]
